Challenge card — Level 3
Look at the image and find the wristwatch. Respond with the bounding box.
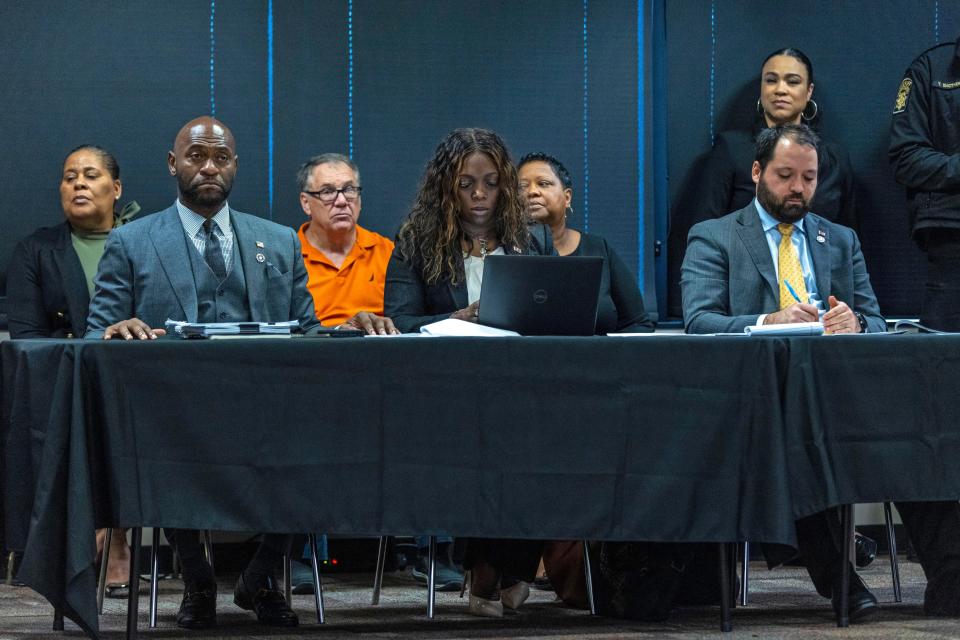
[854,311,868,333]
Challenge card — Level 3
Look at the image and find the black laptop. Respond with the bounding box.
[477,255,603,336]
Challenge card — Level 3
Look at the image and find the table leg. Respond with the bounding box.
[718,543,731,632]
[126,528,142,640]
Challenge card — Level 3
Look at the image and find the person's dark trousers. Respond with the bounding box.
[791,510,848,598]
[895,501,960,584]
[920,229,960,331]
[165,528,292,586]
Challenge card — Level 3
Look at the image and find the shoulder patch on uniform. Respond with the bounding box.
[893,78,912,114]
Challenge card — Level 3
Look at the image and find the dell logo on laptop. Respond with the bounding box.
[533,289,548,304]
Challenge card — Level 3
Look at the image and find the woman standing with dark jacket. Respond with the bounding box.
[687,48,858,230]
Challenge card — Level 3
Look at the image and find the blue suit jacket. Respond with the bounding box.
[86,204,319,336]
[680,203,885,334]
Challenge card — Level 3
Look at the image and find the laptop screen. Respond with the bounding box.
[477,255,602,336]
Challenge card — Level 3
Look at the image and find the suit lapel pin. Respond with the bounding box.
[816,228,827,244]
[256,241,264,248]
[256,253,266,263]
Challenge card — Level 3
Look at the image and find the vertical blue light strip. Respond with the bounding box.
[582,0,589,231]
[934,0,940,42]
[267,0,274,218]
[636,1,644,285]
[209,1,216,116]
[348,0,354,158]
[709,0,716,144]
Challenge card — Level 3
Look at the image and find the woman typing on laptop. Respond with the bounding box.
[518,152,654,333]
[385,128,553,332]
[383,127,550,617]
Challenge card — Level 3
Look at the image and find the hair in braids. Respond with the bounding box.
[396,128,529,286]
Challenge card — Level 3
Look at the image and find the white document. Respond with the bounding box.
[420,318,519,337]
[744,322,824,336]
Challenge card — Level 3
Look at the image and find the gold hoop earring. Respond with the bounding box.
[801,99,819,122]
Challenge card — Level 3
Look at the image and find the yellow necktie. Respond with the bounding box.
[778,223,808,310]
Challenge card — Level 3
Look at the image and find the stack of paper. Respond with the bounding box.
[743,322,824,336]
[165,319,300,338]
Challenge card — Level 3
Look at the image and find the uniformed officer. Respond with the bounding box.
[890,35,960,330]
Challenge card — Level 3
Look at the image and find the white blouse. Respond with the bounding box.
[464,247,505,305]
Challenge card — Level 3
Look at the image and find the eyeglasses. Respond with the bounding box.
[302,186,362,204]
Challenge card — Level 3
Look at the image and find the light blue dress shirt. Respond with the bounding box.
[754,199,824,312]
[176,200,234,273]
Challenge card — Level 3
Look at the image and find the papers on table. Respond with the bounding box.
[420,318,519,337]
[743,322,824,336]
[892,319,949,334]
[165,319,300,339]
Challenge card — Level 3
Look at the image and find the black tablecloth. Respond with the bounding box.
[5,334,960,637]
[3,335,793,636]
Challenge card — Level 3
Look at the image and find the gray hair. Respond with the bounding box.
[296,153,361,192]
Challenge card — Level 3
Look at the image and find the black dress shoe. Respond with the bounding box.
[234,573,299,627]
[831,573,879,623]
[176,585,217,630]
[855,533,877,569]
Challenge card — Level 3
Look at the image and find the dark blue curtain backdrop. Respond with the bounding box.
[664,0,960,318]
[0,0,656,318]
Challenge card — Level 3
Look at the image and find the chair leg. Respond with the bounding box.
[53,608,64,631]
[149,528,160,628]
[581,540,596,615]
[308,533,325,623]
[5,551,15,585]
[427,536,437,619]
[718,543,732,632]
[372,536,389,605]
[884,502,903,603]
[200,530,214,577]
[728,542,738,609]
[97,527,113,614]
[837,505,854,628]
[740,541,750,606]
[283,553,292,605]
[126,528,142,640]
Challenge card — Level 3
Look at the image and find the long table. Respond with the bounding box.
[3,334,959,637]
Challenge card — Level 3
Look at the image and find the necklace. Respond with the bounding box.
[478,238,488,260]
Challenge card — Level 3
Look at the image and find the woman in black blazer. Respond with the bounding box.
[7,145,138,338]
[384,128,548,617]
[6,145,138,595]
[385,127,553,334]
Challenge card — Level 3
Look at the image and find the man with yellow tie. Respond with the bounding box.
[681,123,960,622]
[681,123,884,335]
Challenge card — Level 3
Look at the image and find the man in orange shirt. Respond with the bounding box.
[292,154,463,591]
[296,153,396,327]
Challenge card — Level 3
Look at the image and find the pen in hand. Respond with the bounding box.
[783,279,803,304]
[783,279,824,320]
